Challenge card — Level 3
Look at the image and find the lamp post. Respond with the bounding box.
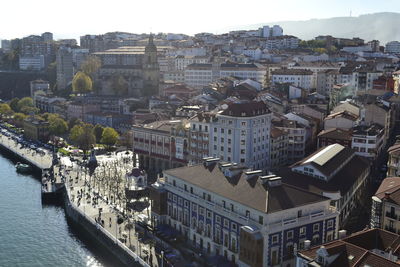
[161,250,164,267]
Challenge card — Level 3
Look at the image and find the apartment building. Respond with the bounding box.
[351,124,385,160]
[150,160,338,266]
[271,69,313,90]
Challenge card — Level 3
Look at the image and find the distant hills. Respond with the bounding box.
[225,12,400,44]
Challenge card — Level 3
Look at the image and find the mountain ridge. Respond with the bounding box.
[221,12,400,44]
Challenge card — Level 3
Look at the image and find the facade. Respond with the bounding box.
[278,144,370,227]
[150,161,338,266]
[185,63,266,89]
[351,124,385,160]
[385,41,400,54]
[30,80,50,97]
[188,113,212,164]
[19,55,45,71]
[56,46,73,90]
[270,127,289,170]
[208,101,271,170]
[364,102,392,142]
[66,101,100,120]
[323,111,358,130]
[371,177,400,233]
[83,112,132,129]
[93,36,162,97]
[297,228,400,267]
[271,69,313,90]
[132,120,189,176]
[317,128,352,149]
[387,144,400,177]
[265,35,300,50]
[273,119,307,164]
[23,118,50,142]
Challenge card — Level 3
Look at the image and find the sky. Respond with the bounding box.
[0,0,399,41]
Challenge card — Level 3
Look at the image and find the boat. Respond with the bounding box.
[15,162,32,173]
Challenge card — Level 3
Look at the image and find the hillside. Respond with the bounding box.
[229,12,400,44]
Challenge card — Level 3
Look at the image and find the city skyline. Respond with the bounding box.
[1,0,399,41]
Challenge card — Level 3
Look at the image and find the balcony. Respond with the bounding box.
[386,212,398,220]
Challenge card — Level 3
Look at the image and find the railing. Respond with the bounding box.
[386,212,398,220]
[65,187,150,266]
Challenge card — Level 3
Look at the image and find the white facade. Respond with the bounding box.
[271,25,283,37]
[271,72,313,90]
[19,55,45,70]
[385,41,400,54]
[265,36,299,50]
[209,111,272,170]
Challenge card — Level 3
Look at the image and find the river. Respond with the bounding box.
[0,152,107,267]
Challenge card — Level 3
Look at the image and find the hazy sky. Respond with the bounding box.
[1,0,399,40]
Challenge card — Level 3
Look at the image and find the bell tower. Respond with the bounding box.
[142,34,159,96]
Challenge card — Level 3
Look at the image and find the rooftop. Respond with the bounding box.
[298,228,400,267]
[164,162,330,213]
[318,128,352,141]
[375,177,400,206]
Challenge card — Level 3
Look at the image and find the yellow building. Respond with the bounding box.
[23,117,50,142]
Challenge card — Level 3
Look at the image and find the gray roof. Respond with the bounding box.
[164,163,329,213]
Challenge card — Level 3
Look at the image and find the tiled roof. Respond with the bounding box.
[220,101,270,117]
[299,229,400,267]
[375,177,400,206]
[317,128,352,141]
[277,154,369,195]
[164,163,329,213]
[325,110,359,121]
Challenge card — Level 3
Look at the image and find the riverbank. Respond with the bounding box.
[0,131,152,266]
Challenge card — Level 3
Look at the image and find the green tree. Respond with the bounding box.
[93,124,104,143]
[68,117,82,130]
[72,71,93,94]
[9,97,19,112]
[69,123,96,153]
[81,56,101,78]
[13,112,28,127]
[49,117,68,136]
[101,127,119,149]
[17,97,34,112]
[0,103,12,117]
[20,106,39,115]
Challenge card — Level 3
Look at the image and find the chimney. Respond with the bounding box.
[203,157,220,167]
[260,175,278,184]
[244,170,263,180]
[304,240,311,250]
[338,230,347,239]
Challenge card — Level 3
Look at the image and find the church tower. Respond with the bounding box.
[142,34,160,96]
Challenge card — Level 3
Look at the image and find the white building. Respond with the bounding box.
[351,124,385,159]
[19,55,45,71]
[209,101,271,170]
[385,41,400,54]
[271,25,283,37]
[150,161,338,266]
[271,69,313,90]
[265,35,299,50]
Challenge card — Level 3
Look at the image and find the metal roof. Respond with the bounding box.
[304,144,345,166]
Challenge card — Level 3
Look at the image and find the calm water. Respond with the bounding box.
[0,153,106,267]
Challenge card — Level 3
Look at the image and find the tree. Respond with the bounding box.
[0,103,13,119]
[93,124,104,143]
[81,56,101,78]
[9,97,19,112]
[17,97,34,113]
[68,117,82,130]
[72,71,93,94]
[101,127,119,149]
[49,117,68,136]
[69,123,96,154]
[13,113,28,127]
[20,106,39,115]
[112,75,129,96]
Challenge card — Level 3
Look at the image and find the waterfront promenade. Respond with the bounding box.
[0,133,52,170]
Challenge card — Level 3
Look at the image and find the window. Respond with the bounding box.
[286,230,294,240]
[214,127,217,133]
[173,180,176,186]
[240,149,245,154]
[241,140,245,145]
[199,207,205,216]
[216,215,221,224]
[327,220,333,228]
[272,235,279,244]
[224,219,229,228]
[192,203,197,212]
[228,129,232,134]
[168,192,172,200]
[241,121,246,126]
[221,129,224,134]
[222,200,226,208]
[313,223,320,233]
[190,187,193,194]
[203,192,206,199]
[300,227,306,236]
[298,210,302,218]
[232,223,237,231]
[230,204,234,212]
[259,216,264,224]
[245,210,250,218]
[207,211,212,218]
[207,194,211,202]
[184,184,187,191]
